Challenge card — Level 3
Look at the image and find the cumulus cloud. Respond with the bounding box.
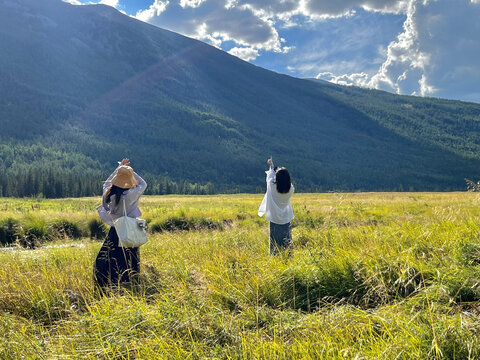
[134,0,409,63]
[136,0,288,54]
[367,0,429,95]
[319,0,480,101]
[228,46,259,61]
[317,71,371,87]
[99,0,119,7]
[233,0,408,18]
[301,0,408,18]
[136,0,169,21]
[234,0,409,18]
[134,0,480,101]
[179,0,206,8]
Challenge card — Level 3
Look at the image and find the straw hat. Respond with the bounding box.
[111,165,138,189]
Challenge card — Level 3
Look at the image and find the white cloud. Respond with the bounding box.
[136,0,169,21]
[134,0,480,101]
[382,0,480,100]
[101,0,118,6]
[179,0,206,8]
[367,0,427,94]
[99,0,118,7]
[238,0,409,18]
[194,23,223,48]
[228,46,259,60]
[316,0,480,102]
[134,0,409,62]
[317,71,371,87]
[62,0,82,4]
[235,0,299,17]
[136,0,288,54]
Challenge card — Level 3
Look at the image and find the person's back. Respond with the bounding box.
[258,157,294,255]
[94,158,147,291]
[97,165,147,226]
[270,168,294,212]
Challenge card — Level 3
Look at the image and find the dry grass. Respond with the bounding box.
[1,193,480,358]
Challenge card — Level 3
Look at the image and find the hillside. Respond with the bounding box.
[1,0,480,196]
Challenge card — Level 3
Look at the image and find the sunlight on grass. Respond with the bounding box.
[1,193,480,358]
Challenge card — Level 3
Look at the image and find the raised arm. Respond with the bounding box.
[265,156,275,184]
[267,156,274,170]
[132,172,147,194]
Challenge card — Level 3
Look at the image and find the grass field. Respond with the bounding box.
[2,193,480,359]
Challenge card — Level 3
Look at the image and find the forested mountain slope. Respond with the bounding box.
[1,0,480,196]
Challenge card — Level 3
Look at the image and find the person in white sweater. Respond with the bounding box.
[258,156,294,255]
[94,158,147,291]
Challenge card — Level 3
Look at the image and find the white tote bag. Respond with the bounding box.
[113,199,148,248]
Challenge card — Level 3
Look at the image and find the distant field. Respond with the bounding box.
[2,193,480,359]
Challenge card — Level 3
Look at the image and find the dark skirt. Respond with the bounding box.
[94,226,140,290]
[269,222,292,255]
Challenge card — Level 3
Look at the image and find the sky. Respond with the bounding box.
[64,0,480,103]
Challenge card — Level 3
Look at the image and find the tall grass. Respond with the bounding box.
[1,193,480,358]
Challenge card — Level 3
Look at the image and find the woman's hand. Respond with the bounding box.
[120,158,130,166]
[267,156,274,169]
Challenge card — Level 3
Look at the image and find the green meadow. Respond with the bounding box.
[2,193,480,359]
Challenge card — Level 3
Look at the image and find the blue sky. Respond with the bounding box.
[66,0,480,103]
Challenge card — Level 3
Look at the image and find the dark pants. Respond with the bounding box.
[94,227,140,290]
[269,222,292,255]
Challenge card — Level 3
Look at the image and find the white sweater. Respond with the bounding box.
[97,167,147,226]
[258,168,294,225]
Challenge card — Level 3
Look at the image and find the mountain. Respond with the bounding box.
[1,0,480,196]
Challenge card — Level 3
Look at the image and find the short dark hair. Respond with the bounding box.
[275,167,291,194]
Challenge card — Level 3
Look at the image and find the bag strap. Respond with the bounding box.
[108,195,127,225]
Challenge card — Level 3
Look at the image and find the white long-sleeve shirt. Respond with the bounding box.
[97,167,147,226]
[258,168,294,224]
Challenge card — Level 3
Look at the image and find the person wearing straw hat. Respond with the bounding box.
[258,156,294,255]
[94,158,147,291]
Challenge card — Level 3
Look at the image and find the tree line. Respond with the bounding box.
[0,166,215,198]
